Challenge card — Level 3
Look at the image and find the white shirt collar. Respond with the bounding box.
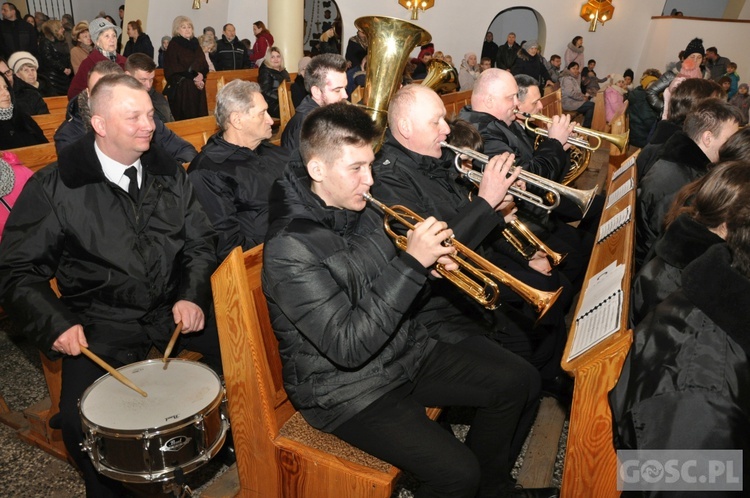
[94,142,142,192]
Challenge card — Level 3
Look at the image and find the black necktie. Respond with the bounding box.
[124,166,139,202]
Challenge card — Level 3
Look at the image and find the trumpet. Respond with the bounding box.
[514,110,629,153]
[504,219,567,267]
[363,193,562,320]
[440,141,599,217]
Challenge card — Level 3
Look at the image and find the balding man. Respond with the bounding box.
[0,73,219,497]
[372,85,574,395]
[188,80,289,259]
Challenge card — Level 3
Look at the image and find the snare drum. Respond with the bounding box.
[79,359,228,483]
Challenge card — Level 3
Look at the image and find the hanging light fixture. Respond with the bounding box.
[399,0,435,20]
[580,0,614,31]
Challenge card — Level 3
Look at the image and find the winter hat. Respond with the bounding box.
[523,40,539,50]
[88,17,121,44]
[8,51,38,73]
[418,43,435,61]
[683,38,705,59]
[161,35,171,44]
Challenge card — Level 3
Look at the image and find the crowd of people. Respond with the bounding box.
[0,6,749,497]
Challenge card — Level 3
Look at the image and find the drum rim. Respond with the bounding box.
[79,358,223,434]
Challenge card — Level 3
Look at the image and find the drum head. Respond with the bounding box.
[81,359,222,431]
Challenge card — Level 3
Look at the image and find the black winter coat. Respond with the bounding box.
[611,244,750,474]
[0,18,38,59]
[0,109,47,149]
[37,37,72,96]
[495,42,520,71]
[54,92,196,163]
[458,105,568,182]
[214,36,249,71]
[511,49,551,90]
[262,157,435,431]
[0,134,217,364]
[123,34,155,59]
[188,134,290,259]
[281,95,318,151]
[635,119,681,181]
[629,213,724,327]
[11,76,49,116]
[163,36,208,120]
[635,131,710,268]
[258,63,290,119]
[290,74,306,108]
[627,85,660,149]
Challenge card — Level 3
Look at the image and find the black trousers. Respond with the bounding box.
[332,336,541,498]
[58,320,222,497]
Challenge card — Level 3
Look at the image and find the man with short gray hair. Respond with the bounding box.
[188,79,289,259]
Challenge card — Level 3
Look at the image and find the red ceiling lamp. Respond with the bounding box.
[580,0,615,31]
[399,0,435,20]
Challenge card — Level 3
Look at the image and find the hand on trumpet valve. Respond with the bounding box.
[528,251,553,276]
[546,113,575,150]
[477,152,520,210]
[406,216,457,273]
[499,198,518,223]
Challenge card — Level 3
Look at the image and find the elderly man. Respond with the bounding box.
[215,23,249,71]
[67,17,126,99]
[636,98,740,267]
[55,60,197,164]
[0,73,219,496]
[188,80,289,259]
[372,85,573,402]
[263,101,544,498]
[280,53,348,151]
[0,2,38,58]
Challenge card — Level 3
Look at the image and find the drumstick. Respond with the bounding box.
[162,321,183,363]
[80,346,148,397]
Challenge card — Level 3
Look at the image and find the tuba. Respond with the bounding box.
[355,16,431,144]
[421,59,458,94]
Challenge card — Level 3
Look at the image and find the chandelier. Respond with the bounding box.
[580,0,614,32]
[399,0,435,20]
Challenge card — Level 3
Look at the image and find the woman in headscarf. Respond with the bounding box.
[458,52,480,92]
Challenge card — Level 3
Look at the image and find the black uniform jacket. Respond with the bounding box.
[188,133,290,259]
[262,157,435,432]
[0,133,217,364]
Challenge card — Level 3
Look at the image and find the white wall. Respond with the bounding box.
[662,0,729,16]
[73,0,122,24]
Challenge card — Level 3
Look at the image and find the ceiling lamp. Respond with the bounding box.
[399,0,435,20]
[580,0,614,32]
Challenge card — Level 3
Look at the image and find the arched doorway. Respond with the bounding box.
[303,0,343,55]
[485,7,548,62]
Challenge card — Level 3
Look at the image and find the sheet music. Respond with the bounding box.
[569,261,626,360]
[612,152,638,181]
[605,178,634,208]
[597,205,632,243]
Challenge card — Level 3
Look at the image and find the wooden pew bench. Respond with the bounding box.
[559,149,640,497]
[441,89,472,119]
[164,115,219,152]
[10,142,57,173]
[42,95,69,115]
[32,113,66,143]
[206,245,442,498]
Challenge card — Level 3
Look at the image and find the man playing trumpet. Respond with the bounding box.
[262,102,547,498]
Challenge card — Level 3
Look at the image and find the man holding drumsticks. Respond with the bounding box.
[0,73,219,496]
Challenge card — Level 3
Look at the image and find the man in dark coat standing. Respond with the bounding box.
[0,2,38,58]
[495,32,520,71]
[0,74,219,497]
[481,31,498,67]
[189,80,289,260]
[214,23,249,71]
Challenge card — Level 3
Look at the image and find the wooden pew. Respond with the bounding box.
[590,90,606,132]
[165,115,218,152]
[207,245,442,498]
[539,88,562,118]
[153,68,165,93]
[560,149,640,497]
[440,89,472,119]
[278,79,294,135]
[42,96,69,115]
[608,101,630,157]
[10,142,58,173]
[206,69,259,114]
[32,113,65,142]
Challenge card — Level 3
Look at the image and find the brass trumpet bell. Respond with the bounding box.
[421,59,458,94]
[364,194,562,320]
[516,110,629,153]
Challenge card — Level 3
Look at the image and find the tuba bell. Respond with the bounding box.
[421,59,458,94]
[355,16,431,144]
